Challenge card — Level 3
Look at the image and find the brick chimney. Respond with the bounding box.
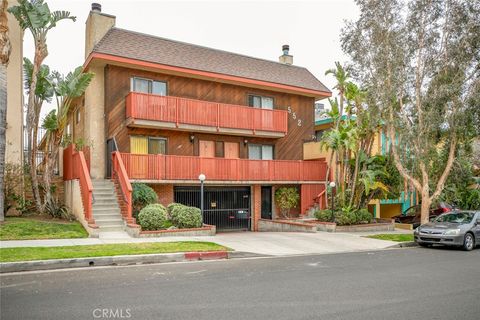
[279,45,293,65]
[85,3,115,59]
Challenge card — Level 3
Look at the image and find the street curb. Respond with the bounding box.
[388,241,418,248]
[0,251,265,273]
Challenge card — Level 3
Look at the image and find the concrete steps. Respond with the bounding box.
[91,179,125,233]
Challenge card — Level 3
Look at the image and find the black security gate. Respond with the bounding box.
[174,186,251,231]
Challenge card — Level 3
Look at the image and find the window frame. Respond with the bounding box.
[248,143,274,160]
[247,94,275,109]
[131,77,168,96]
[130,135,168,155]
[148,136,168,155]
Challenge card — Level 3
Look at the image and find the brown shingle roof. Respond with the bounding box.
[93,28,331,94]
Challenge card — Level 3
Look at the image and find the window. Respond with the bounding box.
[131,77,167,96]
[130,136,167,155]
[248,144,273,160]
[248,95,273,109]
[148,137,167,155]
[75,108,81,124]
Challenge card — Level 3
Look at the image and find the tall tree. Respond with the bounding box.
[342,0,480,223]
[8,0,75,212]
[0,0,12,221]
[42,67,93,206]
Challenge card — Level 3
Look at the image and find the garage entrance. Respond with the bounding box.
[174,186,251,231]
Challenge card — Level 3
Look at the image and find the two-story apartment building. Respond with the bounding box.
[65,4,330,233]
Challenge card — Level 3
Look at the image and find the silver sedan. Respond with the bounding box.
[414,211,480,251]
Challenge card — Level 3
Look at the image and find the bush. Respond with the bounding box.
[335,209,358,226]
[169,205,202,229]
[274,187,300,218]
[45,197,73,221]
[137,204,169,230]
[356,209,373,224]
[132,183,158,217]
[314,209,334,222]
[334,208,373,225]
[167,203,186,216]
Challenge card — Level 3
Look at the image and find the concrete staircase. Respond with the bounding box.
[92,179,126,233]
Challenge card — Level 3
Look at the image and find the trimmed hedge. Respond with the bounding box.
[137,204,169,231]
[169,204,202,229]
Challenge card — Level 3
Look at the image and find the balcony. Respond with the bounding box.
[125,92,288,138]
[119,153,327,183]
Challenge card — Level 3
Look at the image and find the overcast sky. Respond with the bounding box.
[21,0,359,115]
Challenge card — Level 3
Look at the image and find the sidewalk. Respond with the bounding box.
[0,230,410,256]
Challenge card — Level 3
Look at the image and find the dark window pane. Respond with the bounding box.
[148,138,166,155]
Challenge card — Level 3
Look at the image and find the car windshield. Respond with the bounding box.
[404,207,417,216]
[434,212,474,224]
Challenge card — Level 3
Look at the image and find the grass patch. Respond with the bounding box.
[0,242,230,262]
[365,234,414,242]
[0,217,88,240]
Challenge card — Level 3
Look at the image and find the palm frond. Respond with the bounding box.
[42,110,58,131]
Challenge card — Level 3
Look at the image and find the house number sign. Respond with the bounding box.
[287,106,302,127]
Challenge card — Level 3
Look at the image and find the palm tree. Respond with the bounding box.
[23,58,53,212]
[325,61,349,124]
[0,0,12,221]
[8,0,75,211]
[41,67,93,206]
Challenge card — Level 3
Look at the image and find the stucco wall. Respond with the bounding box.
[5,0,23,166]
[84,64,106,179]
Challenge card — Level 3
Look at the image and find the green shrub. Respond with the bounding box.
[314,209,334,222]
[132,183,158,217]
[137,204,169,230]
[335,209,358,226]
[274,187,300,218]
[356,209,373,224]
[170,205,202,229]
[167,203,187,216]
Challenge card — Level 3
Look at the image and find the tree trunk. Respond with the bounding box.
[0,64,6,221]
[27,48,47,212]
[30,108,42,212]
[420,190,431,225]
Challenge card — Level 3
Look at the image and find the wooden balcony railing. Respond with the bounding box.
[63,144,95,226]
[119,153,327,182]
[126,92,288,134]
[112,151,134,224]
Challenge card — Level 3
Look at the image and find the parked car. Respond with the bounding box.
[393,202,454,228]
[414,211,480,251]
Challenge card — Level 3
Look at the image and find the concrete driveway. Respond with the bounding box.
[0,231,404,256]
[205,231,400,255]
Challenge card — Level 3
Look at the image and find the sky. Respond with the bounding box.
[21,0,360,116]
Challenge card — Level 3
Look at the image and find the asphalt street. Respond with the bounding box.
[1,247,479,320]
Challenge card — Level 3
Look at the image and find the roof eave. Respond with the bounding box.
[84,52,332,99]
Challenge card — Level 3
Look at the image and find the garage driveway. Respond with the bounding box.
[204,231,400,256]
[0,231,407,256]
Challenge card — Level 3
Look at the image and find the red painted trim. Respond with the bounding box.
[84,52,332,98]
[184,251,228,261]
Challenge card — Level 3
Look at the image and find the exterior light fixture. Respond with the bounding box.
[329,181,336,222]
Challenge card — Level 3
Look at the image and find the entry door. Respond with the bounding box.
[261,186,272,219]
[105,139,117,178]
[199,140,215,158]
[224,142,239,159]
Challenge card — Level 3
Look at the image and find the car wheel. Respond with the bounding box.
[463,233,475,251]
